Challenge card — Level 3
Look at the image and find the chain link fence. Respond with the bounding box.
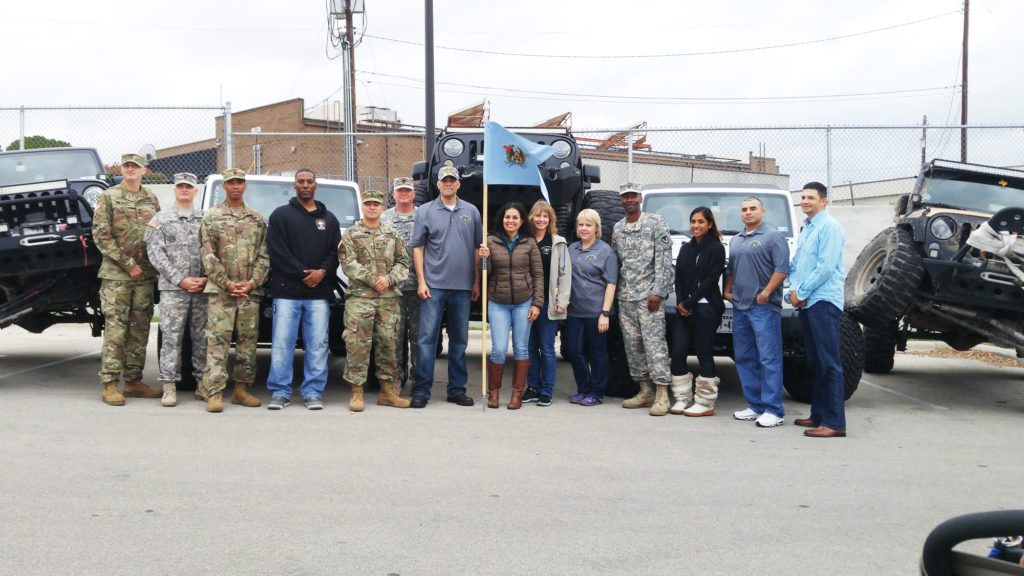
[3,105,1022,208]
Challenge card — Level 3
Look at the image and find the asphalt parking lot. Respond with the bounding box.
[1,323,1022,576]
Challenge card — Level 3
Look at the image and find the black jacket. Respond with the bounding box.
[674,235,726,315]
[266,197,342,299]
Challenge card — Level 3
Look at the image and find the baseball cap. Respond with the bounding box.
[361,189,385,204]
[173,172,198,187]
[222,168,247,182]
[121,153,146,167]
[393,177,415,191]
[619,182,643,195]
[438,165,460,181]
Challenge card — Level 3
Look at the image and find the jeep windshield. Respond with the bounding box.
[919,174,1024,214]
[208,180,361,228]
[0,149,105,186]
[644,192,796,237]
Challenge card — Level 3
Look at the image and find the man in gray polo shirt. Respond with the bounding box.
[408,165,483,408]
[723,196,790,428]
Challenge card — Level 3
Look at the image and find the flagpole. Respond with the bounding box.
[481,182,489,406]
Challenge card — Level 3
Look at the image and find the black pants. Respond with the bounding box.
[669,303,721,378]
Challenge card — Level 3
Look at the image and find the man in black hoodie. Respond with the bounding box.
[264,169,342,410]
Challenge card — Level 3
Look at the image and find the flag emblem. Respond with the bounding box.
[503,145,527,166]
[460,215,470,222]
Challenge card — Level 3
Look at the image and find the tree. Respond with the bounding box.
[6,135,72,151]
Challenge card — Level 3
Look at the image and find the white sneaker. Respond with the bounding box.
[733,407,761,421]
[755,412,784,428]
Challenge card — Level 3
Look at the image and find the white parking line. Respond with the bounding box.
[859,379,949,410]
[0,351,99,380]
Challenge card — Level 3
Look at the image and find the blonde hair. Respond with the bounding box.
[528,200,558,236]
[576,208,602,239]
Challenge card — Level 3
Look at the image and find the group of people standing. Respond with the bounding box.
[93,154,849,436]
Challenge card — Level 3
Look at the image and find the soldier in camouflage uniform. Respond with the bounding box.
[144,172,208,407]
[199,168,270,413]
[93,153,163,406]
[339,189,411,411]
[611,182,675,416]
[379,177,419,388]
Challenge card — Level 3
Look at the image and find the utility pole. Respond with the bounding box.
[961,0,969,162]
[343,1,357,181]
[921,114,928,165]
[424,0,435,163]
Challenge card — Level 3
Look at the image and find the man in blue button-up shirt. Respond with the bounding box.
[788,182,848,438]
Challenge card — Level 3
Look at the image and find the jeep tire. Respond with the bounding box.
[845,227,924,328]
[782,312,864,404]
[582,189,624,244]
[863,320,898,374]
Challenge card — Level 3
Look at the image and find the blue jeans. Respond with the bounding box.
[265,298,329,399]
[412,288,470,399]
[527,313,559,396]
[488,298,533,364]
[799,301,847,430]
[563,316,608,401]
[732,304,784,417]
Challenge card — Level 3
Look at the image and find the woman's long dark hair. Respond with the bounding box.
[492,202,528,238]
[691,206,722,242]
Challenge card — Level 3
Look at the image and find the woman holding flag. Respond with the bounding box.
[478,203,545,409]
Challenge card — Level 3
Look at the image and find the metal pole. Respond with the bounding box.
[481,183,489,403]
[961,0,969,162]
[424,0,435,163]
[921,114,928,164]
[825,126,832,193]
[19,106,25,151]
[627,128,634,182]
[344,0,357,181]
[225,101,233,170]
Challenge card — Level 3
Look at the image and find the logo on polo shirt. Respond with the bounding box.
[460,215,470,222]
[316,219,326,230]
[586,255,595,261]
[750,241,761,247]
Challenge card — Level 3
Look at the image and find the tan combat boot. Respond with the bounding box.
[621,379,655,409]
[206,391,223,413]
[123,380,162,398]
[669,373,693,415]
[194,380,207,402]
[377,382,410,408]
[350,383,365,412]
[231,382,261,407]
[161,383,177,407]
[102,381,125,406]
[649,384,671,416]
[683,376,720,417]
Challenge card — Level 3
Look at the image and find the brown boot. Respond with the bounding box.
[231,382,261,407]
[486,359,504,409]
[507,359,530,410]
[622,379,655,409]
[123,380,162,398]
[102,381,125,406]
[377,382,410,408]
[350,383,364,412]
[206,391,223,413]
[649,384,670,416]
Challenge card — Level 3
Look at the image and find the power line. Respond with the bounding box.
[363,11,959,59]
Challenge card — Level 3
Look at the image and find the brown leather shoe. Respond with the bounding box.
[793,417,818,428]
[804,426,846,438]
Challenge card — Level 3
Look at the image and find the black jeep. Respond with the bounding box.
[0,147,112,334]
[845,159,1024,373]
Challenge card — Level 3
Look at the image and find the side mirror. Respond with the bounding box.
[583,163,601,184]
[412,161,427,182]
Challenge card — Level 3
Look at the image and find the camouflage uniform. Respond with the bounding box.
[339,220,410,387]
[200,201,270,396]
[145,204,208,388]
[93,181,161,385]
[611,211,674,387]
[380,206,419,385]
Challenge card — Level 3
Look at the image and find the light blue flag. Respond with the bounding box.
[483,121,557,201]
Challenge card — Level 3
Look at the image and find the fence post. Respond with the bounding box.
[825,125,833,193]
[19,106,25,151]
[224,101,233,171]
[627,127,634,182]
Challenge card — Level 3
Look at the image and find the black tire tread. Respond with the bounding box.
[863,321,898,374]
[845,227,924,328]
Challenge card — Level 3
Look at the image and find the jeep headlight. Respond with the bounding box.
[82,185,105,208]
[930,216,955,240]
[442,139,464,158]
[552,140,572,159]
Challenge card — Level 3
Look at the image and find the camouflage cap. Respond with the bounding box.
[222,168,247,182]
[393,177,415,191]
[619,182,643,195]
[437,165,460,181]
[121,153,146,167]
[173,172,198,187]
[361,189,385,204]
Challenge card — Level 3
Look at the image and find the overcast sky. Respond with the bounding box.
[3,0,1019,131]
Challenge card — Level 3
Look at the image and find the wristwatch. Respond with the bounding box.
[600,310,610,317]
